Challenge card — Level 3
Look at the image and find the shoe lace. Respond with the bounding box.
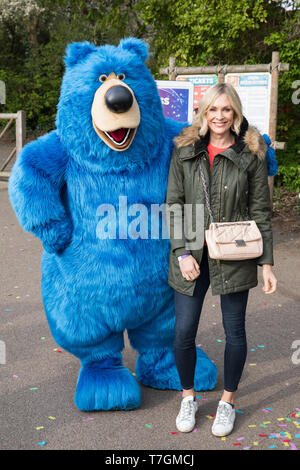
[215,404,231,425]
[180,400,194,420]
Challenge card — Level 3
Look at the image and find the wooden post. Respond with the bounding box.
[217,64,226,83]
[16,110,26,156]
[168,57,176,81]
[268,51,280,208]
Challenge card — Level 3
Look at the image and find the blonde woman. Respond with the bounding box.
[166,83,277,436]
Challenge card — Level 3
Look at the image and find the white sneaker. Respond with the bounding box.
[176,396,199,433]
[211,400,236,437]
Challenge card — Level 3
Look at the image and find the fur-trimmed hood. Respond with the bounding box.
[174,116,267,160]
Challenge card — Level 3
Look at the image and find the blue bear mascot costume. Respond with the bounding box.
[9,38,217,411]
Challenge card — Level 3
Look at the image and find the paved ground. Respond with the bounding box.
[0,179,300,452]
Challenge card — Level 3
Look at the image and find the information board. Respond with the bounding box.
[226,73,271,135]
[156,80,194,124]
[176,75,218,111]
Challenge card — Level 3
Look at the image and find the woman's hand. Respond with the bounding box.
[262,264,277,294]
[179,255,200,281]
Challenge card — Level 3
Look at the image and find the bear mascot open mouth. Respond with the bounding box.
[91,72,140,151]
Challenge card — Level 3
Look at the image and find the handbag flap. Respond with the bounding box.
[210,221,261,243]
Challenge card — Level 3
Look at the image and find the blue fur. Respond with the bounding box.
[9,38,217,411]
[263,134,278,177]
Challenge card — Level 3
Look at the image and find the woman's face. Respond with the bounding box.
[206,94,234,136]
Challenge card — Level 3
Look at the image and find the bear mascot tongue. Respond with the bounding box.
[8,37,217,412]
[109,128,128,142]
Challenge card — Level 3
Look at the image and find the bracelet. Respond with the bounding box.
[177,254,191,261]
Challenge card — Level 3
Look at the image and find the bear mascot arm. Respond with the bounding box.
[8,130,72,253]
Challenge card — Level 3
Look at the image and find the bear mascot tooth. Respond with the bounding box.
[8,38,217,411]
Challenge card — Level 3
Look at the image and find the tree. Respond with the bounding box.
[0,0,46,47]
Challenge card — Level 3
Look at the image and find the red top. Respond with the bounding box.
[207,142,234,171]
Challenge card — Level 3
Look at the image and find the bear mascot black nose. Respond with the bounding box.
[105,86,133,114]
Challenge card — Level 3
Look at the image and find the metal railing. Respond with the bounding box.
[0,111,26,179]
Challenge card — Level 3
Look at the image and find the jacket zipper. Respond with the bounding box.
[218,157,225,223]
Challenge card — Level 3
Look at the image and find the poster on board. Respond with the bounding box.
[225,73,271,135]
[156,80,194,124]
[176,75,218,111]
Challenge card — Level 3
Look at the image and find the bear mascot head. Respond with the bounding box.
[58,38,168,173]
[9,38,217,411]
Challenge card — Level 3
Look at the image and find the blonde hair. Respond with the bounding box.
[196,83,243,136]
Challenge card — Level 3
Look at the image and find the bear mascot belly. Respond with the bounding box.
[8,38,217,411]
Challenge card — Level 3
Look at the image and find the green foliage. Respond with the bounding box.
[0,0,299,191]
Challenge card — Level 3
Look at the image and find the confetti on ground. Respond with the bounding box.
[249,363,257,366]
[87,417,95,421]
[171,432,178,435]
[216,339,223,342]
[145,424,152,429]
[29,387,38,390]
[48,416,56,420]
[38,441,46,446]
[13,375,18,379]
[36,426,44,430]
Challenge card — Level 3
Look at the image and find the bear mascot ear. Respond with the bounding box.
[64,41,97,67]
[118,37,149,63]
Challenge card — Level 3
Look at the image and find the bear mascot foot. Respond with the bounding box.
[135,347,217,391]
[74,355,141,411]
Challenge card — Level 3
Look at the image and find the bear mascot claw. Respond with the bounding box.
[9,38,217,411]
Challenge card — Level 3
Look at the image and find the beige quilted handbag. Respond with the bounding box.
[205,221,263,260]
[199,159,263,261]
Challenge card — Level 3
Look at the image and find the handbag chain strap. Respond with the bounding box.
[198,158,214,224]
[198,156,250,224]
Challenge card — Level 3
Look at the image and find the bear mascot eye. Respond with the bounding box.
[99,74,108,82]
[117,73,125,81]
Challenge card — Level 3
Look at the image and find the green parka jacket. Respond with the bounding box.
[166,117,274,296]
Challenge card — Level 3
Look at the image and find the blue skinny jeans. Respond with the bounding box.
[174,245,249,392]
